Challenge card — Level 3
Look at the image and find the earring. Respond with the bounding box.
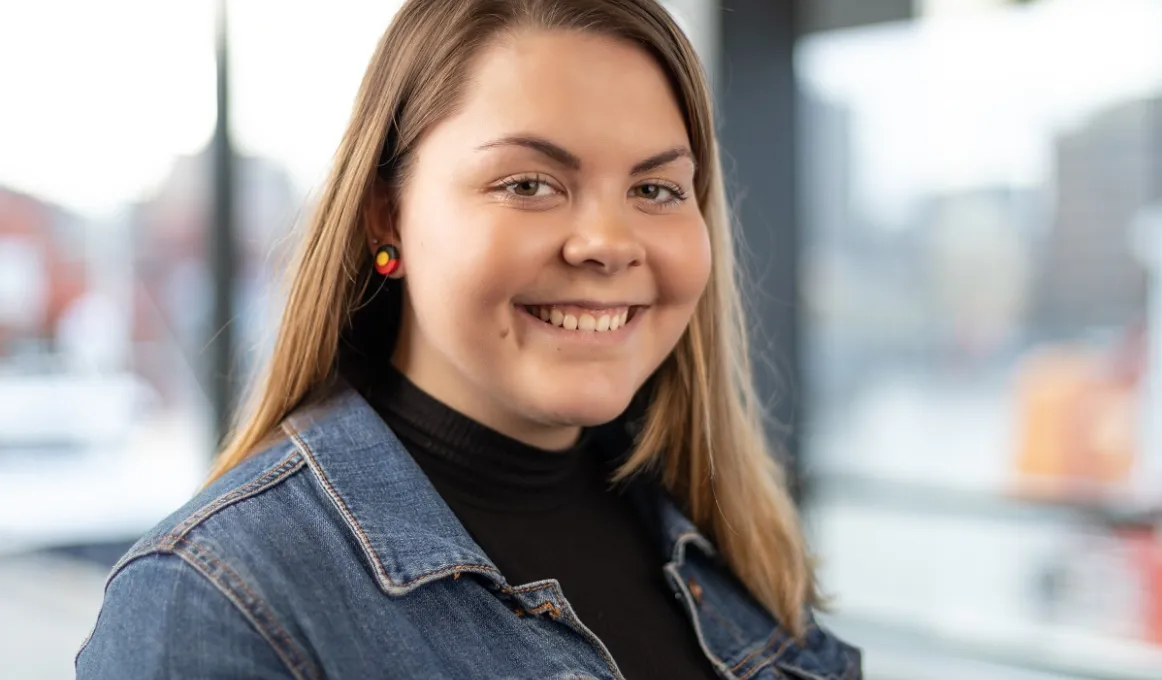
[374,243,400,276]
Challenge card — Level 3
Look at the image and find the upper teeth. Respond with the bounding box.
[531,305,630,332]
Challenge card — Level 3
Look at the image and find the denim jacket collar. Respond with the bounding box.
[279,380,860,680]
[279,379,714,596]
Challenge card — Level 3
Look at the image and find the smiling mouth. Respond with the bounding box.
[519,304,641,332]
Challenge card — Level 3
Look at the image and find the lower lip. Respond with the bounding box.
[515,305,640,344]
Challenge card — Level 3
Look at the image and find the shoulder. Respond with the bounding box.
[109,436,311,579]
[78,437,329,679]
[76,550,312,679]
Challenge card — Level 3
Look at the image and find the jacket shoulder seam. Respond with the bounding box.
[76,550,168,665]
[97,449,305,605]
[166,448,305,543]
[75,542,320,679]
[171,535,322,680]
[77,450,309,670]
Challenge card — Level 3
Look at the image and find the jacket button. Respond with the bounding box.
[687,579,703,605]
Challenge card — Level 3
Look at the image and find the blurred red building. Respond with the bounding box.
[0,187,88,358]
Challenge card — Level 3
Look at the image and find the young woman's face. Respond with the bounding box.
[383,29,711,449]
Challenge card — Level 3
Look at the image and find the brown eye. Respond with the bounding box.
[631,183,684,204]
[511,180,541,196]
[492,175,562,207]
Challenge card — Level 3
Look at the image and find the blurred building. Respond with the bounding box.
[129,147,299,406]
[920,186,1042,368]
[801,92,855,251]
[0,188,87,360]
[1031,98,1161,335]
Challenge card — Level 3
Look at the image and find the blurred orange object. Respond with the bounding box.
[1013,346,1138,501]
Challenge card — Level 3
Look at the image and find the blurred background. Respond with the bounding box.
[1,0,1160,678]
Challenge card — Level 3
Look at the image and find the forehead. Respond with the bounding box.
[434,29,690,162]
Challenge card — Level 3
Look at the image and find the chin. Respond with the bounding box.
[533,391,634,428]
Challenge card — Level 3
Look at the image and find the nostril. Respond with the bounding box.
[582,258,611,273]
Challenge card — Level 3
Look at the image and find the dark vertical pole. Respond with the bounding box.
[210,0,237,448]
[715,0,804,500]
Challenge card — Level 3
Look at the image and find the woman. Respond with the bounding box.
[77,0,861,678]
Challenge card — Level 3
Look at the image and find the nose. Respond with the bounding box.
[561,203,646,274]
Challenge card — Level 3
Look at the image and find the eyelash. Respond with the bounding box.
[492,174,689,207]
[494,174,559,203]
[632,181,688,206]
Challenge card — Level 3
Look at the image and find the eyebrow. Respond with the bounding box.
[476,136,581,170]
[630,146,695,176]
[475,135,696,175]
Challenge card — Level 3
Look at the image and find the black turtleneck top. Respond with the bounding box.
[364,368,719,679]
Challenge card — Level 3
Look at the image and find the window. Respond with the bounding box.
[799,2,1162,676]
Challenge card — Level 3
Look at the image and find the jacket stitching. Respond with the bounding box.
[731,629,789,673]
[665,563,737,678]
[283,423,503,589]
[549,582,623,680]
[730,616,821,674]
[562,608,622,678]
[509,581,555,595]
[737,637,795,680]
[283,425,397,586]
[103,536,164,586]
[102,449,303,582]
[525,601,560,618]
[77,450,306,665]
[398,562,500,586]
[171,535,321,680]
[168,450,304,541]
[701,600,748,645]
[671,530,717,562]
[74,546,169,665]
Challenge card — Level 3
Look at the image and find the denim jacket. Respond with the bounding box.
[76,382,861,679]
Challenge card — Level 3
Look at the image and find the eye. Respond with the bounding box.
[631,181,687,205]
[501,176,557,198]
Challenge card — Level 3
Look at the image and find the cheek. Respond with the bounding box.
[402,206,550,314]
[649,217,712,305]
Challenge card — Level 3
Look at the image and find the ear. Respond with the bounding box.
[364,179,406,278]
[364,178,396,253]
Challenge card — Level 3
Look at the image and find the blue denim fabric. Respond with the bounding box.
[76,382,861,679]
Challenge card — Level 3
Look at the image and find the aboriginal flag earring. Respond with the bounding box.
[374,243,400,276]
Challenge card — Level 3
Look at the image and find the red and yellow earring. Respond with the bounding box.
[374,243,400,276]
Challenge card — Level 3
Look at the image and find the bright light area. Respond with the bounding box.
[0,0,403,219]
[0,1,215,219]
[797,0,1162,225]
[226,0,403,199]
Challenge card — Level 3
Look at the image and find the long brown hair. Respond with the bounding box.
[207,0,817,634]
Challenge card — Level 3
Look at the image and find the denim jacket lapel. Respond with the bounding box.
[281,381,508,594]
[281,380,859,679]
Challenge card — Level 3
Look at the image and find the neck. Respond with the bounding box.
[391,308,581,451]
[367,365,597,512]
